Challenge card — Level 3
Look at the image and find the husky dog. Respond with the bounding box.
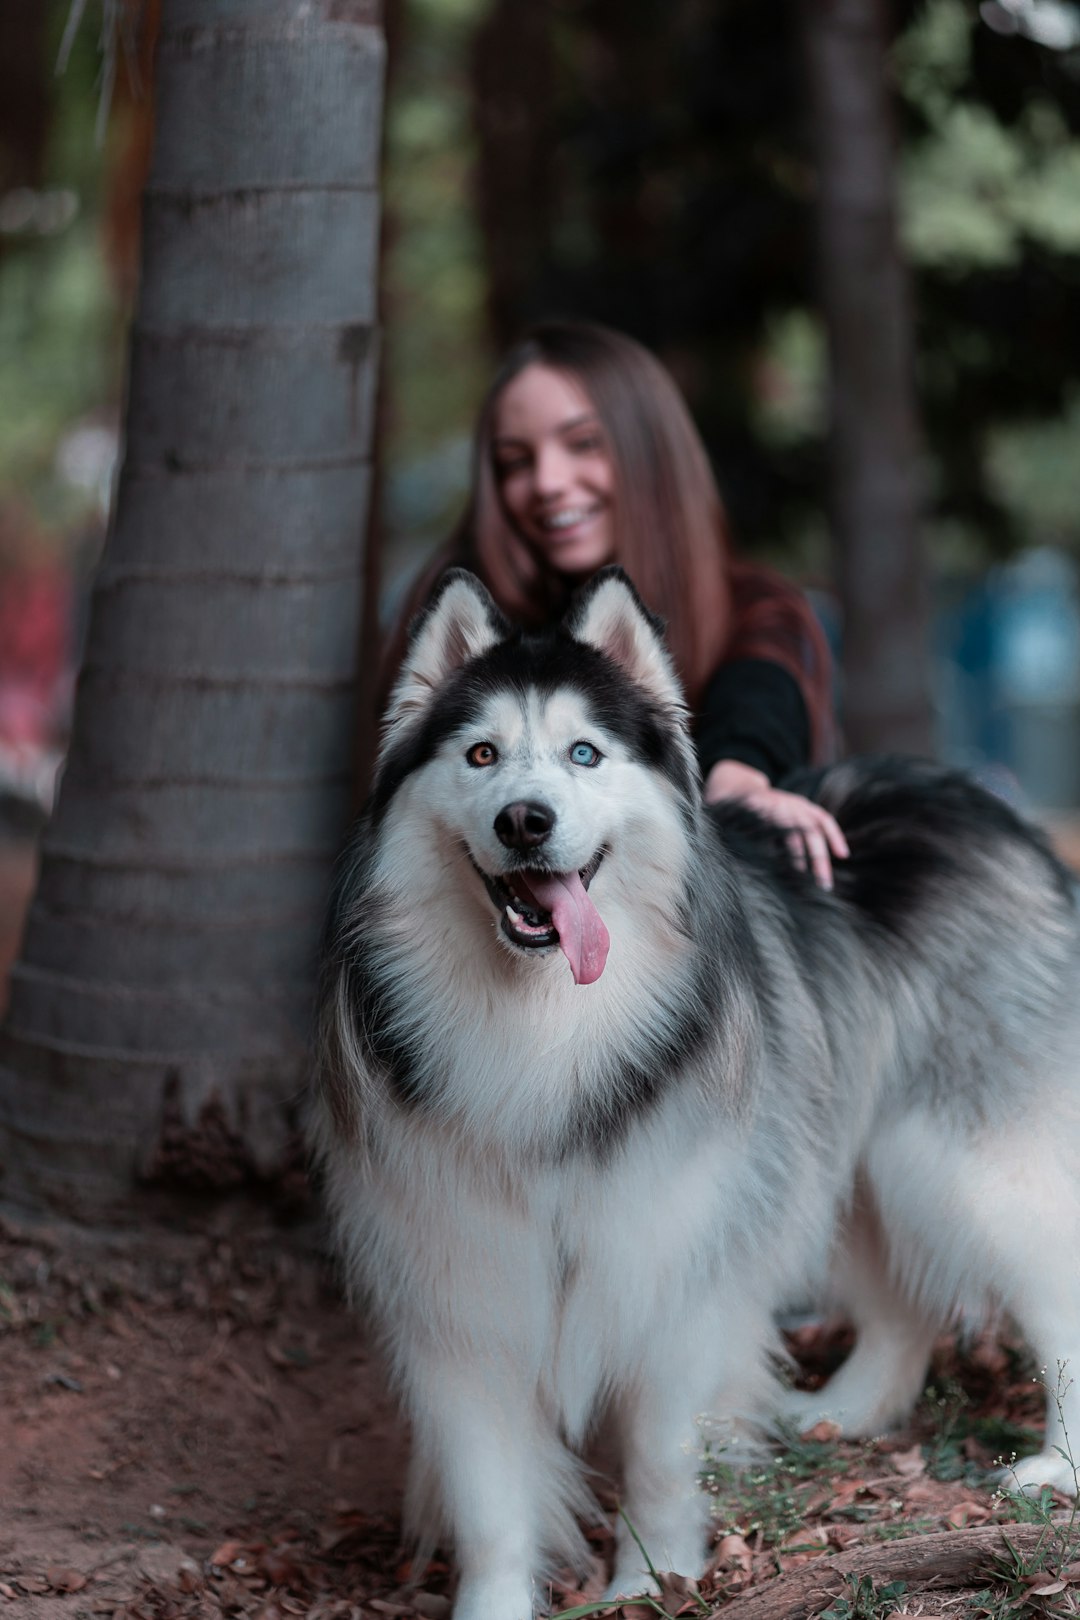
[312,567,1080,1620]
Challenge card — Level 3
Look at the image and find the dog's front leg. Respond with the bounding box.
[603,1311,733,1601]
[605,1394,710,1602]
[406,1354,541,1620]
[603,1299,775,1603]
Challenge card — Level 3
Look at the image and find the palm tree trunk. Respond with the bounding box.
[0,0,384,1220]
[800,0,934,755]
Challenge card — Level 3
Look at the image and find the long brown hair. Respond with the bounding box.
[384,320,833,756]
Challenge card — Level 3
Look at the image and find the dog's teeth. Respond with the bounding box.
[506,905,524,927]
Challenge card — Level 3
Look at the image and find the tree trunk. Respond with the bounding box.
[711,1519,1078,1620]
[0,0,384,1222]
[800,0,934,755]
[0,0,49,194]
[471,0,554,349]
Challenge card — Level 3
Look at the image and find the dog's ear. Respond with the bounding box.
[565,567,684,711]
[382,569,508,742]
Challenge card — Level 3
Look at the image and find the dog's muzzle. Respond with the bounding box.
[471,848,610,986]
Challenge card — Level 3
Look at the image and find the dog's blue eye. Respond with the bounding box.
[569,741,601,767]
[466,741,498,767]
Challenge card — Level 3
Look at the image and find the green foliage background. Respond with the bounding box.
[0,10,121,546]
[3,0,1080,583]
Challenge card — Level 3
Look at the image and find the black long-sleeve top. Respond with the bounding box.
[693,657,811,784]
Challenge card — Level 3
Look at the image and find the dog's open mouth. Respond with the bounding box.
[472,850,610,986]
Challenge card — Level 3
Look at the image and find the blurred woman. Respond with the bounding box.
[383,319,847,885]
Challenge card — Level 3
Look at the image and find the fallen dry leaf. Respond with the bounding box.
[265,1343,297,1370]
[800,1419,842,1444]
[713,1533,753,1574]
[946,1500,991,1528]
[968,1338,1010,1377]
[890,1443,926,1478]
[781,1526,828,1553]
[816,1477,866,1514]
[411,1594,451,1618]
[209,1540,263,1572]
[652,1569,702,1617]
[46,1567,89,1592]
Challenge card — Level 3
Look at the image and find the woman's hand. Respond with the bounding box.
[703,759,849,890]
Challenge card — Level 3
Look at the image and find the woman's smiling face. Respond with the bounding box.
[490,363,617,578]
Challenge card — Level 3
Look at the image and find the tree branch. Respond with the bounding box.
[710,1520,1080,1620]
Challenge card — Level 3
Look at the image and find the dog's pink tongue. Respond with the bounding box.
[517,871,610,986]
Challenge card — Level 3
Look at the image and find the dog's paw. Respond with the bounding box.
[777,1388,826,1425]
[601,1571,661,1604]
[999,1451,1080,1499]
[452,1574,534,1620]
[776,1379,914,1440]
[775,1388,852,1436]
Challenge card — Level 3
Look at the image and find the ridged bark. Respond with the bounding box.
[800,0,934,755]
[0,0,384,1220]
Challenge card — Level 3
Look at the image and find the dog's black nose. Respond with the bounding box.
[494,800,555,850]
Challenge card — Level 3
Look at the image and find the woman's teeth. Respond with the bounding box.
[538,507,598,532]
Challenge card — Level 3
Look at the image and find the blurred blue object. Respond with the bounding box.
[938,546,1080,810]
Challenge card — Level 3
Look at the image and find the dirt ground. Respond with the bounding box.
[0,831,411,1619]
[2,1212,1078,1620]
[0,1214,412,1619]
[4,826,1080,1620]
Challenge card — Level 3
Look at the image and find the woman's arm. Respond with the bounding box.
[695,657,810,783]
[696,657,848,890]
[703,758,849,890]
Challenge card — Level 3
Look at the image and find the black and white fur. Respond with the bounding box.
[312,567,1080,1620]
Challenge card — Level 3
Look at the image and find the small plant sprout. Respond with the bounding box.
[993,1360,1080,1594]
[551,1511,710,1619]
[818,1574,907,1620]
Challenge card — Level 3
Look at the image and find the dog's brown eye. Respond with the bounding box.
[466,742,498,768]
